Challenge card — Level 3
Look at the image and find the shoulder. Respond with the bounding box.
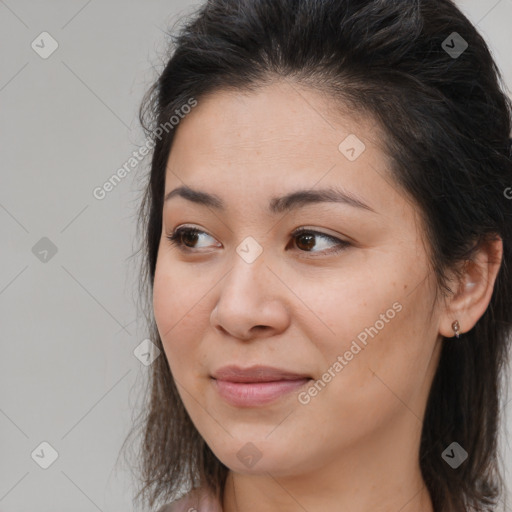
[156,487,223,512]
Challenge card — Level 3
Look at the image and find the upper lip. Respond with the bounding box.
[211,365,311,383]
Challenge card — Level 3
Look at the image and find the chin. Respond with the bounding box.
[208,436,305,476]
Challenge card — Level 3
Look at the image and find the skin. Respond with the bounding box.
[152,80,502,512]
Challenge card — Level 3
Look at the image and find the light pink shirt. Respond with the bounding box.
[157,487,223,512]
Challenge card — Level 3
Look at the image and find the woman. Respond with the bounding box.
[122,0,512,511]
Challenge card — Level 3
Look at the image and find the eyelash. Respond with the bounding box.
[166,226,350,257]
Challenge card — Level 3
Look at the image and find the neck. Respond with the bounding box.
[223,470,433,512]
[222,415,434,512]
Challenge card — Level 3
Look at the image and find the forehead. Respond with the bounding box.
[164,81,406,220]
[170,81,378,163]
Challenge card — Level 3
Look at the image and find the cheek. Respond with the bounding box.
[153,251,207,333]
[152,256,203,363]
[153,261,177,341]
[291,255,435,407]
[288,259,406,354]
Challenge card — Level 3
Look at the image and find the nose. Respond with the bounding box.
[210,254,291,341]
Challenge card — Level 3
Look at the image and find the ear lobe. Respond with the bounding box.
[439,236,503,339]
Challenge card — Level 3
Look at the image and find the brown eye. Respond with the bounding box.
[167,227,220,252]
[180,229,200,248]
[290,228,350,256]
[169,228,201,248]
[295,232,316,251]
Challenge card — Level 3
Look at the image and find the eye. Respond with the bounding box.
[166,226,220,251]
[289,227,350,256]
[166,226,350,256]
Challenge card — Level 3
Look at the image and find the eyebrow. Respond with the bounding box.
[164,185,377,214]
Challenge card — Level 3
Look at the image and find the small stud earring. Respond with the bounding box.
[452,320,461,338]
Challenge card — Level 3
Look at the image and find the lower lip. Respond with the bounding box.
[211,377,311,407]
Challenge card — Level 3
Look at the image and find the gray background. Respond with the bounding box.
[1,1,511,511]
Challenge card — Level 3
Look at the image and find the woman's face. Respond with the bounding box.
[153,81,445,478]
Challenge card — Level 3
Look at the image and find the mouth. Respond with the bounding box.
[210,365,313,407]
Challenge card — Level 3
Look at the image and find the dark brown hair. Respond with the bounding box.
[121,1,512,511]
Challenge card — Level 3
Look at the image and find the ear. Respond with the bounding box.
[439,235,503,339]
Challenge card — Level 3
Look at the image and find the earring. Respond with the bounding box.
[452,320,461,338]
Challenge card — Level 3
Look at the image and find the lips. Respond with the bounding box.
[210,365,313,406]
[211,364,311,383]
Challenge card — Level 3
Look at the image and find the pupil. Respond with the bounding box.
[298,233,315,250]
[183,231,199,247]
